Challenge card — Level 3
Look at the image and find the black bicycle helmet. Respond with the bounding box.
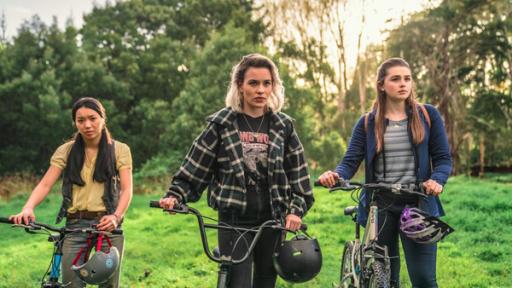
[273,233,322,283]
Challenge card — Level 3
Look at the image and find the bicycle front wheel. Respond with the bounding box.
[340,241,358,288]
[367,260,390,288]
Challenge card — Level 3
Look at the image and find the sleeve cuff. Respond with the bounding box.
[289,206,304,218]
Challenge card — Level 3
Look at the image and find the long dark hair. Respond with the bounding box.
[64,97,114,186]
[373,58,425,153]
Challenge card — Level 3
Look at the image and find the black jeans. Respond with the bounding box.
[375,194,438,288]
[218,211,281,288]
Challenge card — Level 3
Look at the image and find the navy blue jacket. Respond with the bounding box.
[335,104,452,225]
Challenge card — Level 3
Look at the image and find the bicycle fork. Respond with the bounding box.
[43,235,65,288]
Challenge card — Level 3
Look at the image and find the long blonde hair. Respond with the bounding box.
[225,54,285,112]
[373,58,425,153]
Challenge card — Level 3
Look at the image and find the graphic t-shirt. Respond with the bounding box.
[237,112,271,215]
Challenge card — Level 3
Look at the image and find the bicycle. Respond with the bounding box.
[0,217,122,288]
[149,200,310,288]
[315,180,427,288]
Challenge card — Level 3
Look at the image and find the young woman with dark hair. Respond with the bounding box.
[10,97,133,287]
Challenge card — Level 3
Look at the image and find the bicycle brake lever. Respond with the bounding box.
[10,222,36,233]
[169,203,189,214]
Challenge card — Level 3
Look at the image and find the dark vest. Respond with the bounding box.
[56,141,120,224]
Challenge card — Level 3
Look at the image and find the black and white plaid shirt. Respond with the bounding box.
[164,107,314,218]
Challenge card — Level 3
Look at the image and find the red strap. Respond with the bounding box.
[71,247,85,266]
[96,234,104,252]
[105,235,113,248]
[72,233,94,265]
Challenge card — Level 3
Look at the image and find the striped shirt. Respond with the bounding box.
[375,119,416,184]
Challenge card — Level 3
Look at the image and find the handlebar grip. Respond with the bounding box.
[314,180,322,187]
[0,217,13,224]
[299,223,308,232]
[149,200,161,208]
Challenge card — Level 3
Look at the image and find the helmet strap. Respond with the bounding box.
[71,233,114,266]
[72,233,95,266]
[95,234,113,252]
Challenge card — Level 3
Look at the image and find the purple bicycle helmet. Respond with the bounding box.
[400,207,454,244]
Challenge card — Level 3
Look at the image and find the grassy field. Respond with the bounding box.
[0,175,511,287]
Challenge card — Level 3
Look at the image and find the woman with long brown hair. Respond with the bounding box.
[319,58,451,287]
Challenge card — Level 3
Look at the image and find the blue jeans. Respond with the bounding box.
[376,195,438,288]
[61,219,124,288]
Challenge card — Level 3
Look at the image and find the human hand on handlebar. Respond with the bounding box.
[9,207,36,225]
[285,214,302,232]
[159,196,180,214]
[97,215,118,232]
[423,179,443,196]
[318,170,340,188]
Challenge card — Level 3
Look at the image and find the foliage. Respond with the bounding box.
[0,0,266,176]
[0,0,510,177]
[386,0,512,173]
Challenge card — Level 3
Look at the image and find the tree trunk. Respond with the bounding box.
[479,134,485,177]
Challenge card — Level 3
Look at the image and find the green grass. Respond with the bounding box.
[0,175,511,287]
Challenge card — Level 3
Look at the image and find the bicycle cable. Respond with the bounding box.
[39,228,55,286]
[192,213,251,260]
[230,224,260,260]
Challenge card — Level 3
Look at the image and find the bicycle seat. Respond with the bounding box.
[344,206,357,216]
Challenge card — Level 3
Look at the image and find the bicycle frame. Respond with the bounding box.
[316,180,425,288]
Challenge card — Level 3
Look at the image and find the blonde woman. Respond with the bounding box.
[159,54,314,287]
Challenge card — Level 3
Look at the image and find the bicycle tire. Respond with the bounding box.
[339,241,357,288]
[367,260,390,288]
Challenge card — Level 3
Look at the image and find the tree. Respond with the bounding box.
[386,0,512,173]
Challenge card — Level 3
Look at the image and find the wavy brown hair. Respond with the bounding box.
[373,58,425,153]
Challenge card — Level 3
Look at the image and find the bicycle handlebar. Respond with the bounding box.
[315,179,427,198]
[149,200,307,264]
[0,217,12,224]
[0,216,123,235]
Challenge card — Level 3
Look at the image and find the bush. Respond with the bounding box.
[133,152,184,194]
[0,173,38,200]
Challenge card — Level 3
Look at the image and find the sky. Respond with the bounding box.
[0,0,108,39]
[337,0,439,72]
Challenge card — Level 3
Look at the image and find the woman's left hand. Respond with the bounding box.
[97,215,118,232]
[422,179,443,196]
[285,214,302,232]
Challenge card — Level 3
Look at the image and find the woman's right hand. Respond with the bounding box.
[318,170,340,188]
[159,196,180,212]
[9,208,36,225]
